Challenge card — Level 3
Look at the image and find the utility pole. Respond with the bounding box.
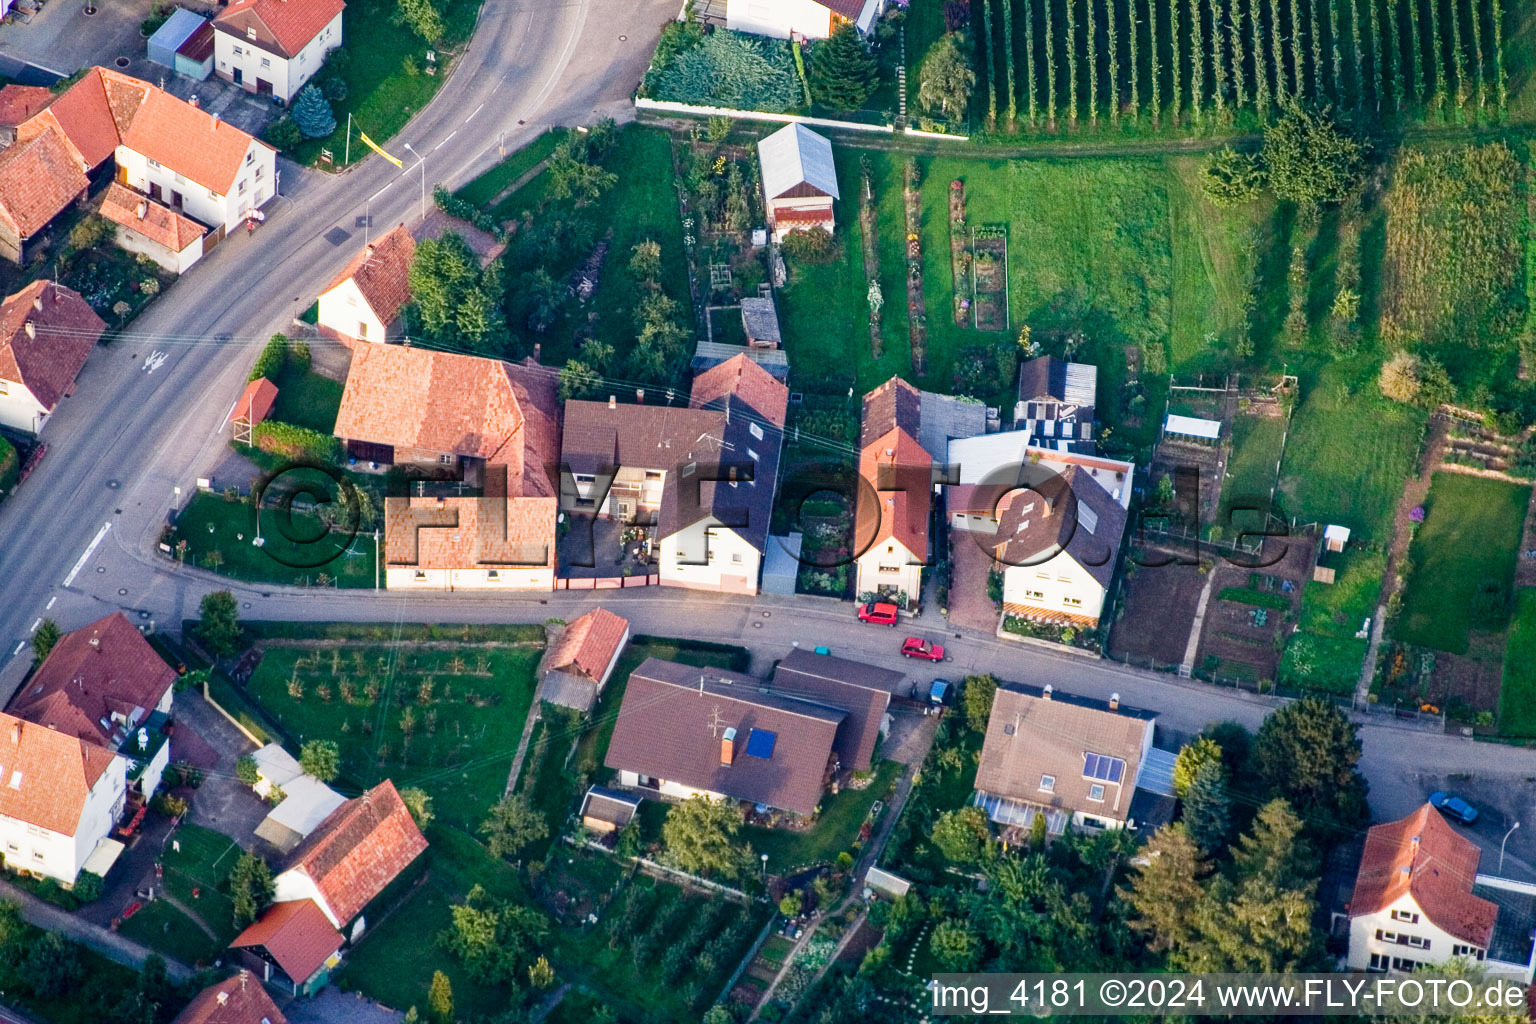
[344,112,351,165]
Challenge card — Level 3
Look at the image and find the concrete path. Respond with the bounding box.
[485,158,554,211]
[1178,570,1218,677]
[0,878,194,982]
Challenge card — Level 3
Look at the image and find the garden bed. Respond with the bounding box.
[969,224,1008,331]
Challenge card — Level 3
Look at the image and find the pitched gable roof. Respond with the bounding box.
[975,684,1154,825]
[690,353,789,427]
[280,780,427,926]
[171,972,289,1024]
[859,376,921,448]
[604,658,844,815]
[758,123,839,201]
[17,67,147,171]
[1350,804,1498,949]
[772,648,904,772]
[120,85,267,194]
[0,711,117,836]
[213,0,345,59]
[0,281,105,412]
[547,608,629,681]
[230,899,342,987]
[0,129,89,241]
[100,182,206,254]
[382,493,555,571]
[0,86,55,128]
[321,224,415,328]
[226,377,279,428]
[814,0,868,17]
[10,612,177,748]
[857,421,930,559]
[992,464,1126,588]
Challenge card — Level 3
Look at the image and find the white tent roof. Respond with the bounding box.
[757,123,839,202]
[1324,524,1352,543]
[1164,414,1222,439]
[264,776,347,838]
[252,742,303,788]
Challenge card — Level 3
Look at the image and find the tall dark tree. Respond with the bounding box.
[197,590,242,657]
[30,619,60,664]
[808,24,880,110]
[1182,760,1233,854]
[228,851,274,929]
[1251,695,1369,835]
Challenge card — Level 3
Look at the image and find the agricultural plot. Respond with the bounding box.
[1498,588,1536,735]
[974,0,1511,135]
[1279,547,1384,693]
[970,225,1010,330]
[1219,408,1288,532]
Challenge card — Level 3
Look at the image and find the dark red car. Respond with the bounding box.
[858,601,899,626]
[901,637,946,661]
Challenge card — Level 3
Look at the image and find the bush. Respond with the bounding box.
[780,226,838,263]
[321,76,349,102]
[262,117,304,152]
[249,333,287,382]
[67,214,113,253]
[647,29,800,112]
[252,421,343,463]
[71,871,104,903]
[291,85,337,139]
[0,436,16,496]
[432,184,497,234]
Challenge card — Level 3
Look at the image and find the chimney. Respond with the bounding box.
[216,992,228,1006]
[89,633,101,649]
[363,244,374,258]
[189,95,199,109]
[136,200,148,220]
[9,722,18,745]
[31,294,41,312]
[721,726,737,765]
[635,388,644,405]
[607,395,616,410]
[1042,684,1053,700]
[1108,692,1119,711]
[212,112,220,128]
[23,321,34,340]
[1041,494,1055,517]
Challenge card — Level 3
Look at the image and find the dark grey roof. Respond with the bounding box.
[740,298,782,345]
[580,786,640,827]
[917,390,987,463]
[541,669,600,713]
[692,341,789,381]
[993,465,1128,588]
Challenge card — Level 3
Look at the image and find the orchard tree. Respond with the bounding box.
[1200,147,1267,206]
[808,24,880,110]
[917,33,975,119]
[397,0,444,42]
[400,786,434,830]
[1262,101,1366,207]
[1379,350,1422,403]
[480,793,548,858]
[197,590,242,656]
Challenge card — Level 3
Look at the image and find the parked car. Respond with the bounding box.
[901,637,946,661]
[858,601,899,626]
[1430,792,1479,824]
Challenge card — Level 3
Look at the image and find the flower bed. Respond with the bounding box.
[949,179,970,326]
[858,155,884,358]
[904,157,927,374]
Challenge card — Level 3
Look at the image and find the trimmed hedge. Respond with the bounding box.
[1216,587,1292,611]
[632,634,751,672]
[432,184,498,235]
[241,621,546,643]
[252,421,342,464]
[0,436,17,496]
[249,333,287,383]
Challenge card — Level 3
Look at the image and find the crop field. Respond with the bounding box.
[972,0,1512,134]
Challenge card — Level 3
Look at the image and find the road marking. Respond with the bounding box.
[369,184,390,203]
[28,620,38,634]
[63,521,112,587]
[434,130,457,151]
[143,351,168,373]
[44,597,55,610]
[465,103,484,124]
[10,643,22,656]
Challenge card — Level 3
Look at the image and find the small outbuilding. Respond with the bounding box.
[579,786,639,834]
[758,123,838,243]
[1314,524,1352,584]
[101,183,206,274]
[740,296,782,348]
[1163,413,1222,445]
[148,9,213,77]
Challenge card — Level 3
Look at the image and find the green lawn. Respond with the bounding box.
[1279,548,1385,694]
[1500,588,1536,736]
[1219,412,1287,534]
[117,899,219,966]
[513,706,583,861]
[161,824,244,945]
[1277,358,1427,543]
[1398,473,1530,654]
[290,0,482,167]
[746,758,902,874]
[269,361,344,434]
[171,488,376,588]
[246,642,541,829]
[455,129,568,208]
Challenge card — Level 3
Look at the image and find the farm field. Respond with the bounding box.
[1397,473,1530,654]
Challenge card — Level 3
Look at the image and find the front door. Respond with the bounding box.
[232,67,243,85]
[169,190,182,208]
[148,182,162,202]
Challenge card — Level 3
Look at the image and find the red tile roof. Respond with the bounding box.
[100,183,206,254]
[690,353,788,427]
[383,494,556,572]
[281,780,427,927]
[773,206,834,224]
[1350,803,1497,949]
[857,427,930,559]
[17,67,148,172]
[0,712,117,836]
[0,128,89,241]
[226,377,279,428]
[547,608,629,681]
[121,86,267,194]
[334,347,559,497]
[231,900,341,987]
[321,225,415,328]
[171,972,289,1024]
[0,86,54,128]
[0,281,105,413]
[213,0,345,60]
[9,612,177,748]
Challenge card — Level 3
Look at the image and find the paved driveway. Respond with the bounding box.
[0,0,153,75]
[174,690,271,850]
[282,987,402,1024]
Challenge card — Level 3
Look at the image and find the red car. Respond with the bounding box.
[858,601,899,626]
[902,637,946,661]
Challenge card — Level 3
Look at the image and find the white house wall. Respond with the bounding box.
[273,869,339,928]
[725,0,834,39]
[1001,550,1107,622]
[0,382,50,435]
[317,279,389,345]
[214,12,341,102]
[855,539,923,602]
[1347,894,1490,975]
[659,523,761,594]
[115,141,276,234]
[386,566,554,591]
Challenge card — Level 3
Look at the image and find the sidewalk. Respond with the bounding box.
[0,877,194,982]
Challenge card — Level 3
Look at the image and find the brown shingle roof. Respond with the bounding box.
[321,225,415,328]
[604,658,844,816]
[1350,804,1498,949]
[815,0,868,18]
[0,128,89,241]
[281,780,427,927]
[772,648,904,773]
[213,0,344,60]
[230,900,342,987]
[0,281,105,413]
[690,353,788,427]
[547,608,629,682]
[992,465,1126,588]
[974,684,1153,826]
[0,712,117,836]
[0,86,54,128]
[171,972,289,1024]
[9,612,177,747]
[100,183,206,253]
[335,347,559,497]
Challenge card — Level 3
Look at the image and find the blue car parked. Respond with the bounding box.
[1430,791,1479,824]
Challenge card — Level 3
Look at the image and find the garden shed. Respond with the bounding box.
[147,9,208,72]
[1163,414,1222,445]
[175,20,216,82]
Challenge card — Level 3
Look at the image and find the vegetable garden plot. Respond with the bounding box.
[971,225,1010,331]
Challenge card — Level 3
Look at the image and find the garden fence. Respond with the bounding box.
[635,98,895,134]
[717,908,781,1007]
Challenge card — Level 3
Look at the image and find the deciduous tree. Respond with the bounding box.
[1262,101,1365,207]
[661,795,754,879]
[31,619,60,664]
[299,739,340,783]
[931,806,990,863]
[1172,736,1224,797]
[480,793,549,858]
[917,33,976,119]
[1199,147,1267,207]
[962,673,997,732]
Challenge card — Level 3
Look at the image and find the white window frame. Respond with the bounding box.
[1039,775,1054,793]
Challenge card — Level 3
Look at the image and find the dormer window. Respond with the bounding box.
[246,26,257,39]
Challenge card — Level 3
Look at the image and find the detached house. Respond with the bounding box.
[0,127,89,264]
[316,225,415,346]
[233,780,427,994]
[973,683,1163,837]
[333,345,560,590]
[561,353,788,594]
[758,123,838,242]
[541,607,630,713]
[854,377,930,604]
[171,972,287,1024]
[727,0,884,40]
[1347,803,1536,981]
[10,611,178,801]
[0,281,106,435]
[771,647,905,774]
[213,0,345,102]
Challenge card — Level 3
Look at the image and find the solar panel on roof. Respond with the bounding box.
[1083,752,1125,782]
[746,729,777,759]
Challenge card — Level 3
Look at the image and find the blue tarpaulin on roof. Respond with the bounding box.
[745,729,777,759]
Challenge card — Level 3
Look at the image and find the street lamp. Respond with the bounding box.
[761,853,768,878]
[403,143,426,221]
[1500,821,1521,873]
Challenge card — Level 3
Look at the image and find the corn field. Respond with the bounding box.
[975,0,1510,131]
